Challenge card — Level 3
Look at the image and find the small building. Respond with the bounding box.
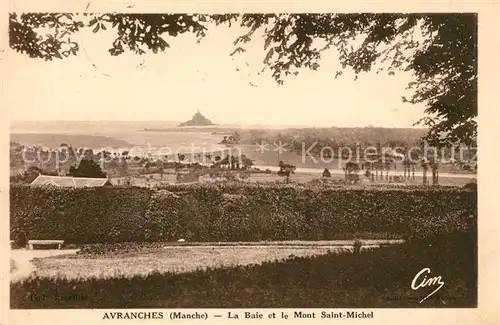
[30,175,112,188]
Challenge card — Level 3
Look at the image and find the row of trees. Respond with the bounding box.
[11,141,257,178]
[220,132,242,145]
[327,157,441,185]
[277,161,296,183]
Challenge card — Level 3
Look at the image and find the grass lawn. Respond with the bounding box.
[243,173,474,187]
[11,232,476,308]
[31,246,347,280]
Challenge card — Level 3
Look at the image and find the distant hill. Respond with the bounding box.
[10,134,134,149]
[179,111,216,127]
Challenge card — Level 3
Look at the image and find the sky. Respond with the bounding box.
[5,18,427,128]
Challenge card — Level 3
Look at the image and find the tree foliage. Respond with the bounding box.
[69,159,107,178]
[9,13,477,145]
[9,166,56,184]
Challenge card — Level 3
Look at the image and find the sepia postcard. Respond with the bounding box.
[1,0,499,324]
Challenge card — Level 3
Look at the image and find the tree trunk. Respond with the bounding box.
[432,165,439,185]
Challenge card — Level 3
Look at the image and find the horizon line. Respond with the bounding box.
[10,120,428,130]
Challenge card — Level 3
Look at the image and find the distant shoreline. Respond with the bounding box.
[142,125,429,132]
[143,128,227,133]
[11,120,429,130]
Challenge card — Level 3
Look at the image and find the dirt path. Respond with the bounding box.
[161,239,405,247]
[10,249,80,282]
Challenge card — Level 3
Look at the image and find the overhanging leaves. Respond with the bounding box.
[8,13,477,146]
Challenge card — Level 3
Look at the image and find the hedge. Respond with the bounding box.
[10,186,151,244]
[10,184,477,244]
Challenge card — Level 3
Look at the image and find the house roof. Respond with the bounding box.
[30,175,111,188]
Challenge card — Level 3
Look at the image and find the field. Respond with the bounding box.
[241,174,474,187]
[116,171,475,188]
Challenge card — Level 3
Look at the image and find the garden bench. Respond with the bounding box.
[28,240,64,250]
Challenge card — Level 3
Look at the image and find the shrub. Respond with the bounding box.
[143,190,193,242]
[353,239,363,254]
[463,182,477,190]
[11,229,27,248]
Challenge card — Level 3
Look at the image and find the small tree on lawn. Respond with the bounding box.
[204,153,212,165]
[213,155,222,167]
[241,154,254,170]
[156,160,164,180]
[278,160,296,183]
[344,162,361,184]
[421,158,429,185]
[230,155,238,170]
[220,155,230,169]
[144,161,152,174]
